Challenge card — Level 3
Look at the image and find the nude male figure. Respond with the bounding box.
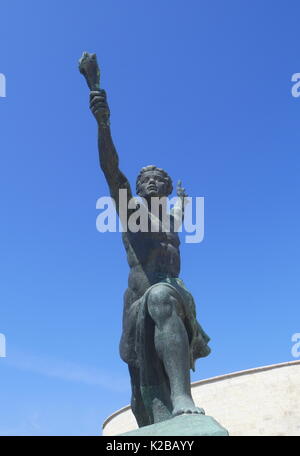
[89,87,210,427]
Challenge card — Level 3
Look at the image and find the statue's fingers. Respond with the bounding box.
[91,105,104,114]
[90,89,106,100]
[93,105,109,115]
[90,90,101,98]
[90,96,106,108]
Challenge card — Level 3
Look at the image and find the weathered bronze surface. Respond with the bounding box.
[79,52,210,428]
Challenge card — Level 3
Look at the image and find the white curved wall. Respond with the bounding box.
[103,360,300,436]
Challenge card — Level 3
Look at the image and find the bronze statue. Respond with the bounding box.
[79,53,210,427]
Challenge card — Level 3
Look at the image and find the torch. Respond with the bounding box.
[78,51,100,91]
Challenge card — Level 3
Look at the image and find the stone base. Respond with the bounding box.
[120,414,229,436]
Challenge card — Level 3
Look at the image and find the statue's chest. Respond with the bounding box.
[122,229,180,264]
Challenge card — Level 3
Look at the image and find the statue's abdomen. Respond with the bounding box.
[122,231,181,299]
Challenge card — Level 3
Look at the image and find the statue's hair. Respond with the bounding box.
[136,165,173,196]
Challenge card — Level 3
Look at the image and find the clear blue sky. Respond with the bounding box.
[0,0,299,436]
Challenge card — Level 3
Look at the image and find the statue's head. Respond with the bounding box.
[136,165,173,198]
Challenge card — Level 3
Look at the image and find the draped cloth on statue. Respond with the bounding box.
[120,277,211,372]
[119,277,211,424]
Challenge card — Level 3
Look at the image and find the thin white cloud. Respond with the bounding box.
[6,351,129,393]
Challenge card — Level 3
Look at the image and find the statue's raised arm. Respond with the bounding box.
[79,52,133,215]
[90,88,133,211]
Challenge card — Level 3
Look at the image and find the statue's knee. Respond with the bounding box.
[148,284,171,306]
[147,285,176,321]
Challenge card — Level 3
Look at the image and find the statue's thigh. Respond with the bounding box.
[147,284,184,322]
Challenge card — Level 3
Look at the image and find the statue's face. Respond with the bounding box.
[138,171,168,198]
